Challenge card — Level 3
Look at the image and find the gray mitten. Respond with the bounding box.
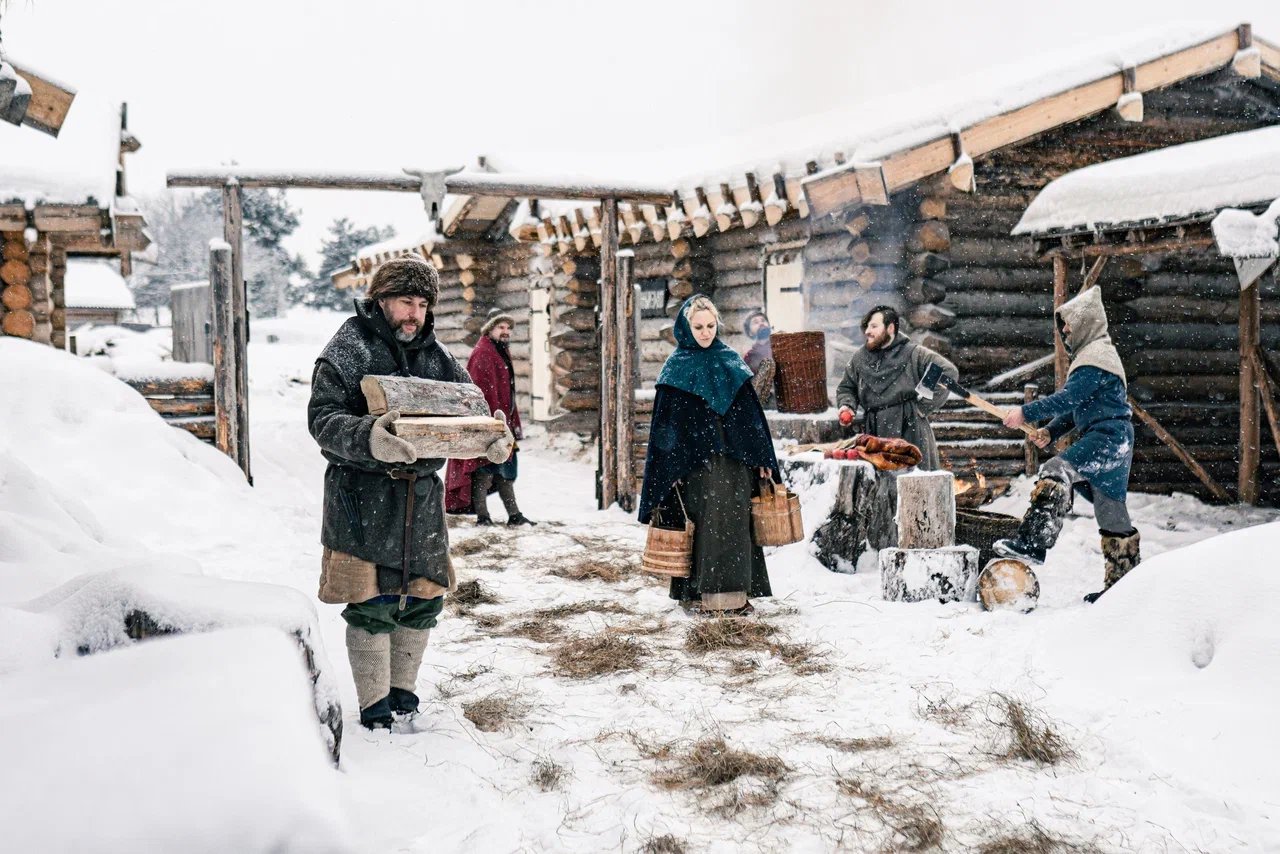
[485,410,516,464]
[369,410,417,464]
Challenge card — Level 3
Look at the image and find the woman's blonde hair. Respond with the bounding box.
[682,295,721,326]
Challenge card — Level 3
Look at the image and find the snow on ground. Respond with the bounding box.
[3,308,1280,852]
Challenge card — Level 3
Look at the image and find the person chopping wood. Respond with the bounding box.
[835,306,958,470]
[994,286,1139,604]
[445,309,535,526]
[308,255,476,731]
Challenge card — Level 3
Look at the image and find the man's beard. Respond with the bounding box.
[393,326,417,343]
[865,329,891,351]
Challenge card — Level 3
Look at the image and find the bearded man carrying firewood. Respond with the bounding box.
[308,255,474,730]
[994,287,1140,604]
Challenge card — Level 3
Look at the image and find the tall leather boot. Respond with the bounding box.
[388,627,430,715]
[993,475,1072,565]
[346,625,392,730]
[471,470,494,525]
[497,477,535,526]
[1084,529,1141,604]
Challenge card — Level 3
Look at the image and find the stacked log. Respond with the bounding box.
[548,251,601,434]
[1,231,36,340]
[900,179,955,352]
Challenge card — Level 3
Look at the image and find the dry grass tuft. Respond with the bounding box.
[976,819,1102,854]
[499,619,567,644]
[684,617,778,654]
[452,530,507,557]
[990,693,1072,766]
[449,579,499,616]
[646,736,788,791]
[813,734,895,753]
[461,692,528,732]
[915,689,974,729]
[528,600,634,621]
[551,632,647,679]
[549,555,637,584]
[640,835,688,854]
[471,613,504,630]
[837,778,945,852]
[769,641,831,675]
[530,757,568,792]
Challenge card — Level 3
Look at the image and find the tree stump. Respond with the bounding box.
[896,470,956,549]
[879,546,979,603]
[781,457,897,573]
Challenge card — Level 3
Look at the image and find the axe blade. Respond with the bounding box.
[914,362,945,400]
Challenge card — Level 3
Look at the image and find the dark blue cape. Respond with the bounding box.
[656,298,754,416]
[637,383,780,525]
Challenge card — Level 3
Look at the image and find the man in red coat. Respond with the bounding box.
[445,311,535,525]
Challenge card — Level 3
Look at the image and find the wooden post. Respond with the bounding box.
[1129,397,1231,502]
[1239,280,1261,504]
[1023,383,1039,476]
[896,470,956,549]
[597,197,619,510]
[615,251,637,512]
[209,241,239,462]
[221,180,252,483]
[1248,348,1280,462]
[1052,254,1068,389]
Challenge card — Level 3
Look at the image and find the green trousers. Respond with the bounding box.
[342,595,444,635]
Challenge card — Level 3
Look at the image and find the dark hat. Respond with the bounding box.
[367,254,440,305]
[742,308,768,337]
[481,308,516,336]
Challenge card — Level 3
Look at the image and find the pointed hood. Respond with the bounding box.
[1055,286,1126,386]
[656,297,754,415]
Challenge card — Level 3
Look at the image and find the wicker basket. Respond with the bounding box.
[955,508,1021,568]
[771,331,828,414]
[751,480,805,546]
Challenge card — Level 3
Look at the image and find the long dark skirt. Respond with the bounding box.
[668,454,772,604]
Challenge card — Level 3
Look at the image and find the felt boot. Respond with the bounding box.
[471,470,494,525]
[346,625,392,730]
[496,478,535,525]
[1084,529,1141,604]
[994,475,1071,566]
[388,627,430,715]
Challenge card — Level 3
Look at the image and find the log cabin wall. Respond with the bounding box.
[936,71,1280,501]
[546,250,601,434]
[1,232,63,346]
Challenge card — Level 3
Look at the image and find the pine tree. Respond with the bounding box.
[294,218,396,310]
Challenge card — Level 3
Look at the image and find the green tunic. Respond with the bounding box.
[668,454,772,603]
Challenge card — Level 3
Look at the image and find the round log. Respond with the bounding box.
[559,290,597,309]
[710,246,763,273]
[909,221,951,253]
[557,390,600,412]
[2,240,29,263]
[2,309,35,338]
[909,252,950,277]
[949,237,1040,268]
[561,277,599,295]
[550,330,595,350]
[554,349,600,372]
[918,197,947,221]
[1,260,30,289]
[555,307,597,332]
[668,279,695,300]
[904,277,946,305]
[939,266,1050,292]
[2,284,33,311]
[710,284,766,310]
[715,267,761,289]
[907,303,957,331]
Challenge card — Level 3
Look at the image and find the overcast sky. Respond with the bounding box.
[5,0,1278,268]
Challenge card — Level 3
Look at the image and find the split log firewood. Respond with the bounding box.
[360,375,489,417]
[391,415,509,460]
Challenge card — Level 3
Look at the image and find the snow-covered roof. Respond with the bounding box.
[1212,198,1280,259]
[1015,125,1280,235]
[0,89,122,206]
[64,259,136,311]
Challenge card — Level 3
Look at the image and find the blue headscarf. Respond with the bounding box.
[656,297,754,416]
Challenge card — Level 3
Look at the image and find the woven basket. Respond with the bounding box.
[955,508,1021,568]
[641,519,694,577]
[771,331,828,414]
[751,480,805,546]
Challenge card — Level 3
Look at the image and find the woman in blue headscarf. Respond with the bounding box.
[638,295,781,615]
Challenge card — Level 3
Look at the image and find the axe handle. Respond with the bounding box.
[964,393,1040,437]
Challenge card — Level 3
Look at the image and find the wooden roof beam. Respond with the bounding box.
[801,28,1242,217]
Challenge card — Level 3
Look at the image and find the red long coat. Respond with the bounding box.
[445,335,523,512]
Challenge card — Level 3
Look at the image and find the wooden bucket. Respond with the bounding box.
[771,331,829,414]
[641,519,694,577]
[751,480,804,546]
[956,509,1022,568]
[642,488,694,577]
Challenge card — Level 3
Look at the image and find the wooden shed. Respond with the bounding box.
[343,23,1280,504]
[0,85,148,350]
[63,257,137,328]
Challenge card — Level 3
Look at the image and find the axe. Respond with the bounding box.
[915,363,1039,437]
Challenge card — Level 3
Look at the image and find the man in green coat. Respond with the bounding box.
[308,255,481,730]
[836,306,958,471]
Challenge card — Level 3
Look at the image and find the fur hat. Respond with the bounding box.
[742,308,768,337]
[367,254,440,305]
[481,309,516,337]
